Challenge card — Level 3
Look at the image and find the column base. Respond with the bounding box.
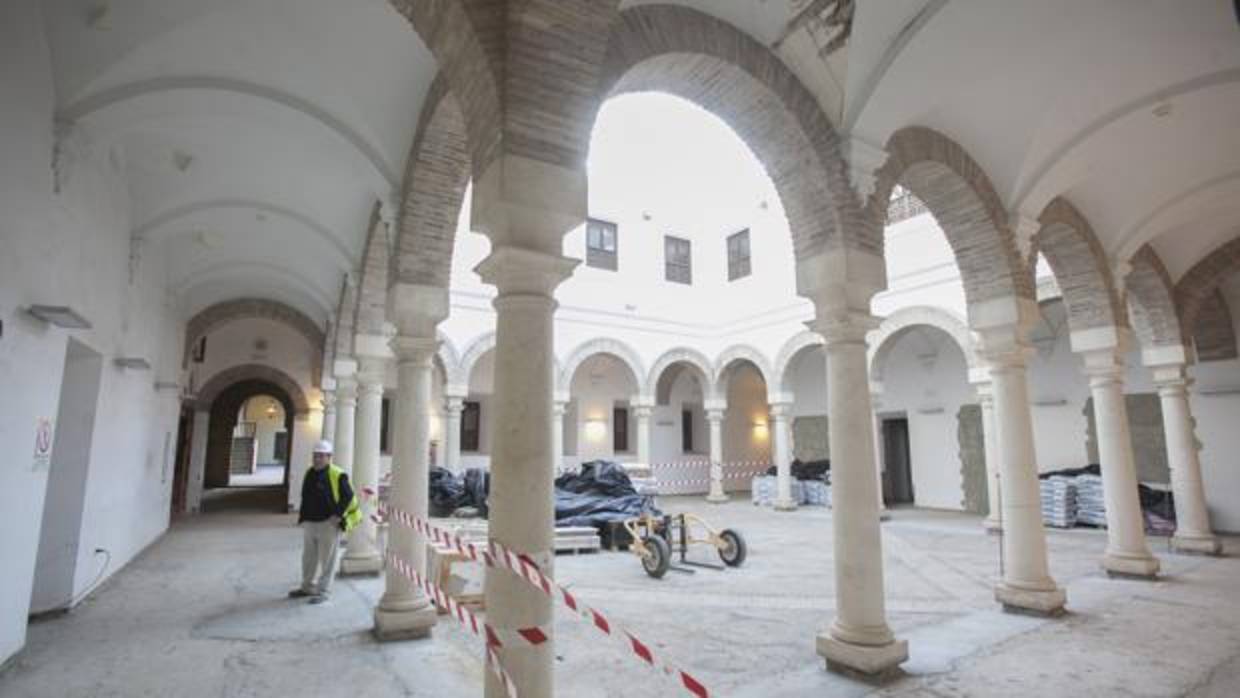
[340,553,383,576]
[878,509,891,522]
[995,582,1066,617]
[706,493,730,503]
[774,498,798,511]
[1172,533,1223,556]
[817,634,908,680]
[983,518,1003,534]
[1102,551,1160,579]
[373,600,438,641]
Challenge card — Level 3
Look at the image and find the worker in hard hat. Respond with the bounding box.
[289,440,361,604]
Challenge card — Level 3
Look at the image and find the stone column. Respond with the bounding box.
[187,410,210,514]
[634,402,653,464]
[476,246,576,698]
[981,334,1066,615]
[705,403,728,503]
[870,390,889,519]
[770,402,796,510]
[444,391,466,474]
[1082,347,1159,577]
[341,353,385,575]
[320,388,337,444]
[972,375,1003,532]
[1151,361,1221,555]
[552,395,569,473]
[813,315,908,675]
[332,359,358,478]
[373,336,439,639]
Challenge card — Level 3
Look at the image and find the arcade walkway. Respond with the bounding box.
[3,492,1238,697]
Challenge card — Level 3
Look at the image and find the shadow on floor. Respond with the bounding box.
[200,486,287,514]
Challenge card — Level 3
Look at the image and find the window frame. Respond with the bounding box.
[461,400,481,452]
[613,405,630,453]
[664,235,693,285]
[727,228,751,281]
[585,218,619,271]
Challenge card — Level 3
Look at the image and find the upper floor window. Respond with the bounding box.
[727,229,751,281]
[586,218,618,271]
[665,235,692,284]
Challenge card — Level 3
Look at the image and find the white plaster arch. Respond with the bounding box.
[713,344,775,399]
[436,331,464,387]
[58,76,397,189]
[773,330,825,394]
[133,198,354,271]
[868,306,978,384]
[1115,169,1240,262]
[558,338,647,396]
[459,332,497,387]
[645,347,716,402]
[175,262,335,319]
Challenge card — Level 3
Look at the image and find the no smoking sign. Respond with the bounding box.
[33,418,53,472]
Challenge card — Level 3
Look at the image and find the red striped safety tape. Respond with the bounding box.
[363,489,711,698]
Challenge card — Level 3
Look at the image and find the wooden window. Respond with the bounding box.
[681,409,693,452]
[613,406,629,453]
[727,229,751,281]
[586,218,618,271]
[461,401,481,452]
[664,235,692,284]
[380,397,391,454]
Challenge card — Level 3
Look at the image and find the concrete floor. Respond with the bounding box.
[4,490,1239,697]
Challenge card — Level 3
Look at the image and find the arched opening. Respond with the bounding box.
[780,342,830,466]
[564,353,642,467]
[650,358,711,464]
[715,358,773,470]
[227,395,289,487]
[203,379,296,512]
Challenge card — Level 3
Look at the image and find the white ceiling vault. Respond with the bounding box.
[40,0,1240,327]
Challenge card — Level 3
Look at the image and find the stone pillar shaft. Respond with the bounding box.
[342,360,384,574]
[988,350,1065,614]
[552,401,567,473]
[373,338,438,639]
[977,384,1002,531]
[320,390,337,444]
[635,406,652,465]
[333,377,357,475]
[771,403,796,510]
[1155,371,1221,554]
[445,396,464,473]
[706,408,728,502]
[1085,354,1159,577]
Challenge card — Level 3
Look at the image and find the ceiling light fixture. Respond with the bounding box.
[27,305,93,329]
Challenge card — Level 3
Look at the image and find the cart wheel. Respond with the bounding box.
[641,535,671,579]
[717,529,747,567]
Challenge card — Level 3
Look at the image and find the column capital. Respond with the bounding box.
[333,356,359,381]
[1149,361,1192,390]
[356,354,389,385]
[632,405,653,419]
[706,408,725,422]
[704,397,727,413]
[387,282,449,337]
[355,332,395,362]
[390,336,439,365]
[807,312,881,345]
[475,245,578,297]
[335,375,358,403]
[1079,346,1126,384]
[446,384,470,400]
[769,402,792,419]
[445,395,466,413]
[630,394,656,410]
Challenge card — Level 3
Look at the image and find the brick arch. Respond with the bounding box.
[646,347,715,403]
[868,306,977,384]
[871,127,1034,312]
[331,275,358,359]
[558,338,647,396]
[387,1,502,175]
[195,363,311,416]
[182,298,325,384]
[393,76,471,289]
[1125,245,1186,349]
[595,4,866,261]
[354,201,390,335]
[1191,289,1238,362]
[713,345,774,400]
[1176,234,1240,342]
[1031,197,1126,333]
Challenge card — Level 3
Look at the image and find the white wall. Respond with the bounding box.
[1191,277,1240,532]
[651,367,707,463]
[240,397,286,464]
[721,363,771,464]
[0,0,181,663]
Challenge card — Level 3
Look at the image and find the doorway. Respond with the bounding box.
[30,339,104,615]
[881,417,914,506]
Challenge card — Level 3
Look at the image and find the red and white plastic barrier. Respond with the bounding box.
[364,489,711,697]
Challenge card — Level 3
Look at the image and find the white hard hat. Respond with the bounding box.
[313,440,333,454]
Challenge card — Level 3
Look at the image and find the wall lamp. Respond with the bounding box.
[585,417,608,441]
[27,305,92,329]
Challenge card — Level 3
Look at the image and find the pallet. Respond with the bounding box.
[599,520,633,551]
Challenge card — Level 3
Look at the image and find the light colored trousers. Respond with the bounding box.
[300,519,342,595]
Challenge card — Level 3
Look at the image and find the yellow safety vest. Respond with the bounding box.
[326,464,362,533]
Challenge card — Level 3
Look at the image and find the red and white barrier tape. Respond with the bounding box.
[365,489,710,697]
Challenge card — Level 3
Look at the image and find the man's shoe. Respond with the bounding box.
[288,588,314,598]
[308,594,330,605]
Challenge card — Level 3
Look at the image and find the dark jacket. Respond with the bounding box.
[298,466,353,525]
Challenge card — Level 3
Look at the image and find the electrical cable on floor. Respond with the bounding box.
[68,548,111,608]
